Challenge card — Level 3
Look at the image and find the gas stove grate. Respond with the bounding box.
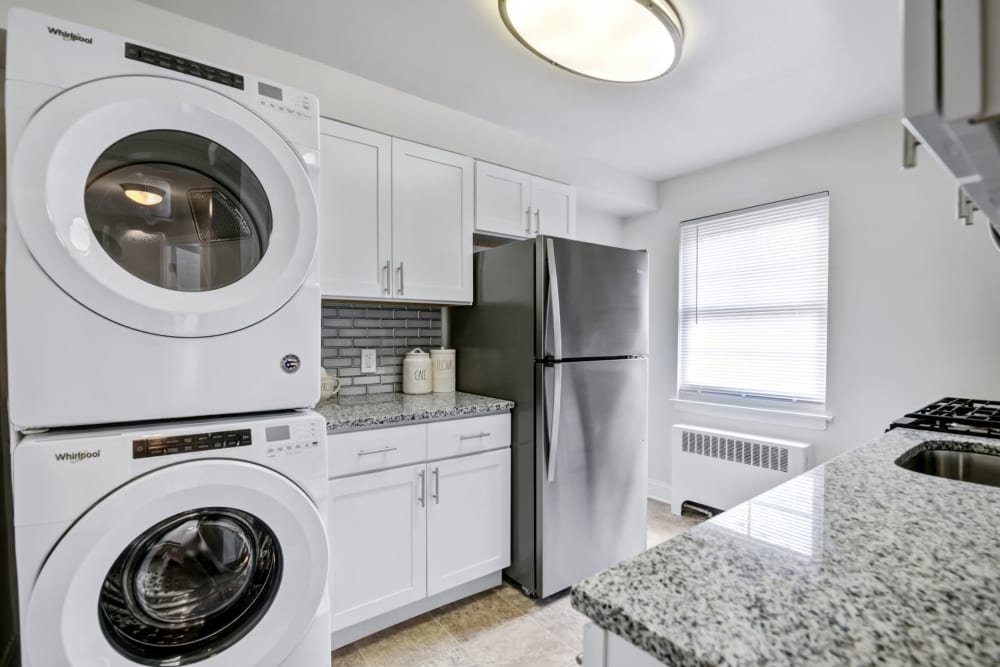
[890,397,1000,438]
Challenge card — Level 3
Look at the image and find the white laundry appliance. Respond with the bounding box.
[13,409,329,666]
[5,9,322,430]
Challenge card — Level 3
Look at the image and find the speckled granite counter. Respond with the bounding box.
[317,391,514,433]
[572,428,1000,666]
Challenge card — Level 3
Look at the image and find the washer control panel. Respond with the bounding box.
[265,421,321,458]
[133,429,251,459]
[256,80,314,119]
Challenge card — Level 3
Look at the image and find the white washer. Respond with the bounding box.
[5,9,322,430]
[13,410,329,667]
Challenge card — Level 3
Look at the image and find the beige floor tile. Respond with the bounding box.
[331,641,368,666]
[432,589,530,642]
[459,615,578,667]
[355,614,466,667]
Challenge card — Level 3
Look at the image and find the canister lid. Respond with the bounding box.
[406,348,429,357]
[430,348,455,357]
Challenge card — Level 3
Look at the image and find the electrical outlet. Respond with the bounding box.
[361,349,377,374]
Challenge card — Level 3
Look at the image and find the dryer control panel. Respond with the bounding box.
[265,421,321,458]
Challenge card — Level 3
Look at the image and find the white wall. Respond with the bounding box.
[575,206,625,247]
[625,114,1000,497]
[0,0,657,216]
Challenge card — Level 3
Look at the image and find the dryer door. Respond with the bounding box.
[24,460,327,666]
[10,76,318,337]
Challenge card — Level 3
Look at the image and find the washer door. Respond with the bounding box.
[10,76,317,337]
[25,460,327,667]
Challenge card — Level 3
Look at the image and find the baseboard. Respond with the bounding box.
[647,478,671,504]
[331,571,501,650]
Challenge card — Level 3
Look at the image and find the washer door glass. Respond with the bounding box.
[98,508,282,666]
[85,130,273,292]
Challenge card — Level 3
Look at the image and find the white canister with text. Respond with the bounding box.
[431,349,456,393]
[402,348,432,394]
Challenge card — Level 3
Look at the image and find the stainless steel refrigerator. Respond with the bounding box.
[452,236,648,598]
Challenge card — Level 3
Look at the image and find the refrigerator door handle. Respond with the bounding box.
[547,363,563,482]
[546,238,563,360]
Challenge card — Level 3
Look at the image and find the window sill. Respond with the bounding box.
[671,398,833,432]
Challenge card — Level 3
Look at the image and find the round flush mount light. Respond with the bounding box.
[499,0,684,83]
[121,183,166,206]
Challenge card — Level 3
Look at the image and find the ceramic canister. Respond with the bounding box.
[430,349,456,393]
[402,348,432,394]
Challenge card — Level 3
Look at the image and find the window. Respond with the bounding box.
[677,193,829,407]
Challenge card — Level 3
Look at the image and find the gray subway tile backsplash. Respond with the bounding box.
[321,301,443,395]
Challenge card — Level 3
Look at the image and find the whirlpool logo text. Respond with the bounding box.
[47,26,93,44]
[54,450,101,463]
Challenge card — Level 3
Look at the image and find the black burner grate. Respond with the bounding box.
[890,397,1000,438]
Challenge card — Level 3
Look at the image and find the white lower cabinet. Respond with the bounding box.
[327,414,512,642]
[328,463,427,631]
[427,448,511,596]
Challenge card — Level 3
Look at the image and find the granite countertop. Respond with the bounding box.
[317,391,514,433]
[572,428,1000,666]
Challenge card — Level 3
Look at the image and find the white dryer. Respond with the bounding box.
[13,410,329,666]
[6,9,321,430]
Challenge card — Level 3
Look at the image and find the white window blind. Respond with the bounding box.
[678,193,829,405]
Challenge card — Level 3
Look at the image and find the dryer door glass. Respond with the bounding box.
[98,507,282,665]
[84,130,273,292]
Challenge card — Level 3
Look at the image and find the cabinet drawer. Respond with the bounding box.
[329,424,427,478]
[427,413,511,460]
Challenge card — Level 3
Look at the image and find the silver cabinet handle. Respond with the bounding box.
[382,260,391,295]
[357,446,397,456]
[534,208,541,235]
[397,262,405,295]
[417,469,425,507]
[459,432,491,441]
[547,364,563,483]
[432,467,440,504]
[525,207,532,235]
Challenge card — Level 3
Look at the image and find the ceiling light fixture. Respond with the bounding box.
[499,0,684,83]
[121,183,166,206]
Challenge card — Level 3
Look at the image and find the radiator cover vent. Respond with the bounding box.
[680,430,789,473]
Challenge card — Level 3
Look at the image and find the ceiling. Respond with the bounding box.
[140,0,901,183]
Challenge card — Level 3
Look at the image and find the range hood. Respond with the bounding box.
[902,0,1000,248]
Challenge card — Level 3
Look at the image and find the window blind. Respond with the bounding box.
[678,193,829,405]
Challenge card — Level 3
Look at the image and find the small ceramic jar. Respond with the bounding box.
[430,349,455,393]
[402,348,432,394]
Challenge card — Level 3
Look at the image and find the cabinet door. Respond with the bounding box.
[328,464,427,631]
[475,161,533,238]
[319,120,392,299]
[392,139,474,304]
[531,176,577,239]
[427,449,511,596]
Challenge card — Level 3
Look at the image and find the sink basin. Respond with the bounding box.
[896,445,1000,489]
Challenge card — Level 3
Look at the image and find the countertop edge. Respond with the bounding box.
[326,405,514,434]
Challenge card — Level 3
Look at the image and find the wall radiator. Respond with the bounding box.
[670,424,814,515]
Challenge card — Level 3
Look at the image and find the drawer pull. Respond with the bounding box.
[459,432,491,441]
[432,467,440,504]
[417,469,425,507]
[357,446,398,456]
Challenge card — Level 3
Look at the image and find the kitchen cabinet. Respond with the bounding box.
[327,413,511,642]
[427,448,511,596]
[328,464,427,631]
[474,161,577,239]
[318,120,473,304]
[319,120,391,299]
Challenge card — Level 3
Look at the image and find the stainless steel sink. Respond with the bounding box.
[896,446,1000,488]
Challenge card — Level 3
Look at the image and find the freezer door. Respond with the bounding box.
[542,237,648,360]
[537,357,648,598]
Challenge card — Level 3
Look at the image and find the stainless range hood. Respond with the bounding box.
[902,0,1000,248]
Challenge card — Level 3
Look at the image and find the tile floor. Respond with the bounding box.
[331,499,706,666]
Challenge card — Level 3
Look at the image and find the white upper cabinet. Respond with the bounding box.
[474,162,533,237]
[531,176,577,238]
[392,139,474,304]
[319,120,392,299]
[474,161,577,239]
[318,120,473,304]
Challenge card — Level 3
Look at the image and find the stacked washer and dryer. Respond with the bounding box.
[6,10,329,666]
